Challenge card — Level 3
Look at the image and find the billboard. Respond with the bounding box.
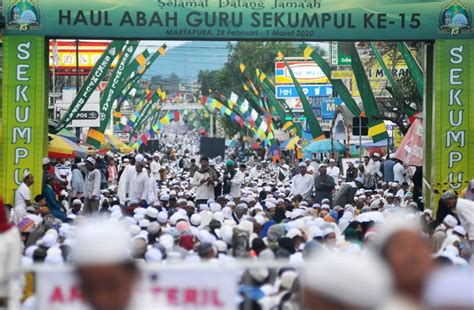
[275,84,333,99]
[275,61,328,84]
[49,40,117,75]
[351,50,414,97]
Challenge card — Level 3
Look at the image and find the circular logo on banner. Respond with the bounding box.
[7,0,41,31]
[439,0,472,35]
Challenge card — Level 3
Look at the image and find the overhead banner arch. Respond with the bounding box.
[1,0,473,209]
[2,0,473,40]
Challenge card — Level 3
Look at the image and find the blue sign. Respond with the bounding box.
[321,97,343,120]
[275,84,333,99]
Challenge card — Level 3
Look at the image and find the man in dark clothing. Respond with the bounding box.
[333,177,364,207]
[345,161,358,182]
[314,164,336,204]
[383,154,396,183]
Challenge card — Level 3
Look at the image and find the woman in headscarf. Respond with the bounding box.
[0,200,22,309]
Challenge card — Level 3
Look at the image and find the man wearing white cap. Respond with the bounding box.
[291,162,314,200]
[78,157,101,214]
[72,219,142,310]
[126,161,149,206]
[13,171,34,224]
[150,152,162,182]
[327,159,340,182]
[442,191,474,249]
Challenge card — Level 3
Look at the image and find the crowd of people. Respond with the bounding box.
[1,121,473,310]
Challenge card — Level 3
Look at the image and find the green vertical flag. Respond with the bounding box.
[279,52,325,141]
[86,41,139,148]
[348,43,388,142]
[113,45,167,128]
[302,43,362,118]
[397,42,424,98]
[55,40,126,132]
[369,43,418,117]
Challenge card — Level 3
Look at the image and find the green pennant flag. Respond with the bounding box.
[113,45,167,128]
[279,53,325,141]
[369,43,418,117]
[54,40,126,132]
[129,89,163,138]
[86,41,139,148]
[348,43,388,142]
[302,43,362,118]
[397,42,424,98]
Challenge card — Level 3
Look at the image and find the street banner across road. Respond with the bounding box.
[3,0,473,40]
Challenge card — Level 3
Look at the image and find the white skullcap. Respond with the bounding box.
[157,211,168,224]
[45,246,64,265]
[146,207,158,219]
[443,214,458,228]
[128,225,141,236]
[197,230,216,244]
[86,157,96,165]
[134,207,147,215]
[42,157,51,165]
[286,228,302,239]
[42,233,57,248]
[254,214,265,226]
[302,251,392,308]
[308,226,323,239]
[249,268,269,283]
[298,162,307,168]
[452,225,467,237]
[72,218,131,266]
[209,202,222,213]
[133,213,145,222]
[190,214,201,226]
[213,240,227,253]
[212,211,224,223]
[238,220,254,234]
[424,267,474,308]
[220,225,234,245]
[323,228,335,238]
[280,271,298,290]
[291,209,305,219]
[159,234,174,252]
[139,219,150,228]
[135,154,144,162]
[25,245,38,258]
[145,248,163,262]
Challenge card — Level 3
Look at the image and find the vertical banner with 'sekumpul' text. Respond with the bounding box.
[433,40,474,206]
[1,36,47,204]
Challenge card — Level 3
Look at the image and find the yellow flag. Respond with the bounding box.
[303,46,314,60]
[277,51,284,61]
[239,63,246,73]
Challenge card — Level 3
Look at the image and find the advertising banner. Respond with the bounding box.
[3,0,473,40]
[275,84,333,99]
[275,61,328,84]
[0,35,46,204]
[36,265,238,310]
[55,40,126,132]
[433,40,474,201]
[49,40,117,75]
